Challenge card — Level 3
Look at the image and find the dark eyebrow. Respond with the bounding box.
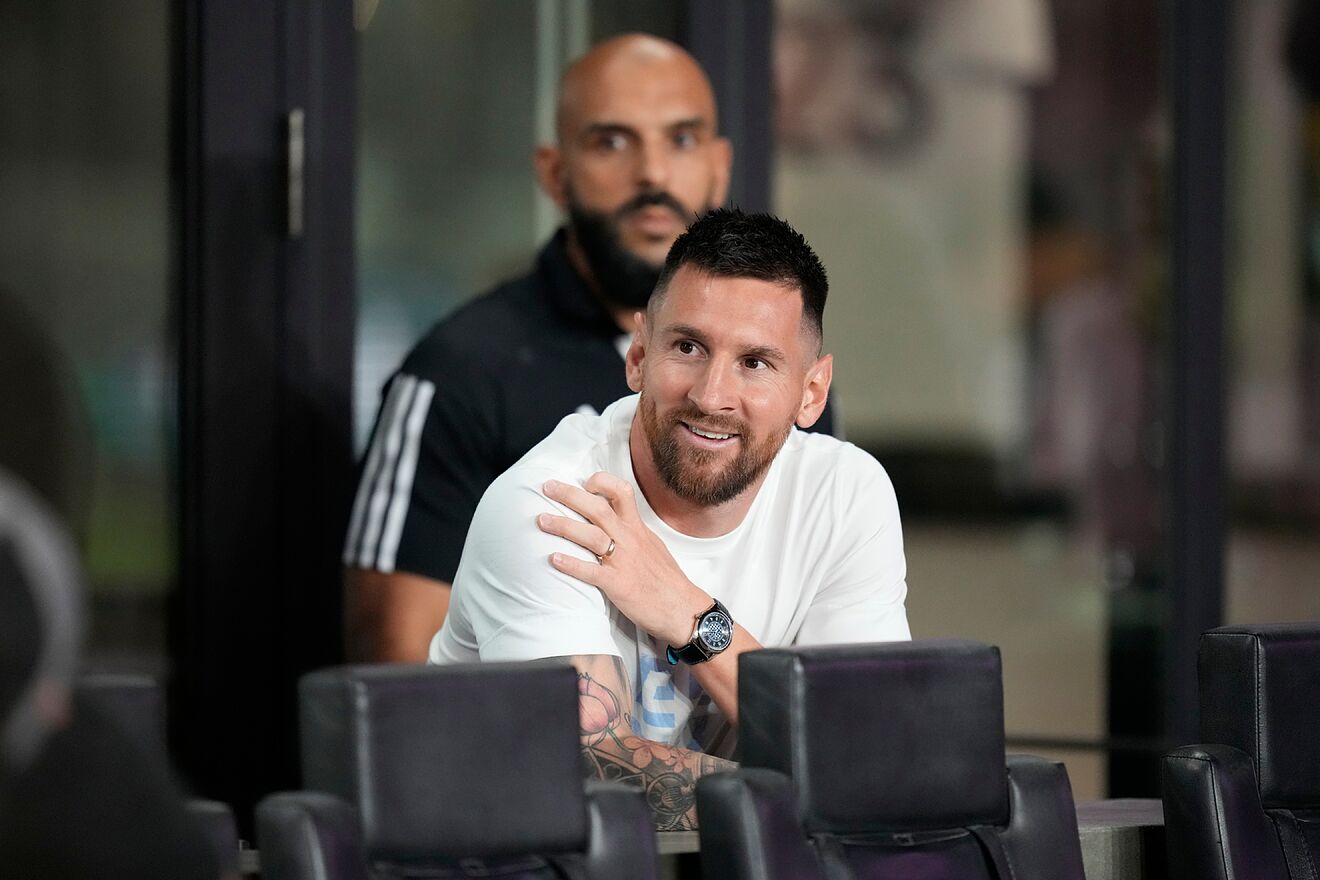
[741,344,789,364]
[580,122,637,140]
[664,324,788,364]
[667,117,710,133]
[664,323,709,344]
[579,118,710,140]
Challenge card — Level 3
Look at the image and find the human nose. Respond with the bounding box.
[688,359,736,413]
[635,135,672,191]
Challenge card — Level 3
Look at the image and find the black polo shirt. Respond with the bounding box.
[343,230,836,583]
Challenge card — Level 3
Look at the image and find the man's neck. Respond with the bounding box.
[627,414,769,539]
[564,231,638,333]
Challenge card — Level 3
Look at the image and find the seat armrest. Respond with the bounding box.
[187,799,240,877]
[697,768,823,880]
[998,754,1087,880]
[256,792,370,880]
[583,781,660,880]
[1161,744,1289,880]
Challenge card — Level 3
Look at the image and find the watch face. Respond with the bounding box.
[698,611,733,652]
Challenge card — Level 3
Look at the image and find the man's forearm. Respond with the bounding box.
[343,568,451,662]
[576,661,734,830]
[581,720,734,831]
[685,624,760,725]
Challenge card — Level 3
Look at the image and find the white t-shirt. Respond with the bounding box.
[430,394,909,756]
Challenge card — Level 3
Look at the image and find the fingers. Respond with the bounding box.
[550,550,607,587]
[543,479,615,525]
[583,472,640,522]
[537,513,613,559]
[583,471,629,497]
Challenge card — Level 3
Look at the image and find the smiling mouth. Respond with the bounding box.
[683,422,738,442]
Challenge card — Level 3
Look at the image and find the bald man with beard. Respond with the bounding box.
[344,34,837,662]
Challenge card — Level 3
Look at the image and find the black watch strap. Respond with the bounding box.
[666,640,712,666]
[666,599,731,666]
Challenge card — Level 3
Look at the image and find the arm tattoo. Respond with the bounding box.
[576,659,735,831]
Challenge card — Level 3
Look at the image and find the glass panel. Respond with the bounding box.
[0,1,173,673]
[774,0,1169,797]
[1225,2,1320,626]
[354,1,683,451]
[590,5,682,43]
[355,1,542,450]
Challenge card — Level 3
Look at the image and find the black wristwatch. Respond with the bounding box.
[666,599,734,666]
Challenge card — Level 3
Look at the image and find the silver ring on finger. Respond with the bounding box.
[597,538,616,562]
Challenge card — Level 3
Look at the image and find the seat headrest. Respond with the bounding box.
[739,640,1008,834]
[300,662,587,861]
[1200,624,1320,808]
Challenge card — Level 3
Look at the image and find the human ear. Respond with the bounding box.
[710,136,733,206]
[795,353,833,429]
[625,313,648,393]
[533,145,567,207]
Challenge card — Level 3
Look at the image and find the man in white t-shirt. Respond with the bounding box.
[430,208,909,829]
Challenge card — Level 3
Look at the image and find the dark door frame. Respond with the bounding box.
[685,0,776,212]
[1166,0,1228,747]
[172,0,354,825]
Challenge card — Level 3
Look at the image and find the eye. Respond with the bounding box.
[742,357,768,371]
[676,340,699,355]
[593,132,629,152]
[673,130,698,149]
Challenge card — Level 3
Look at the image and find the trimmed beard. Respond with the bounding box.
[566,188,697,309]
[639,393,792,507]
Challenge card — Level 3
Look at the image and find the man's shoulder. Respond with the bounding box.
[468,402,629,535]
[402,271,552,377]
[447,407,622,658]
[784,429,886,476]
[484,408,615,498]
[777,430,898,512]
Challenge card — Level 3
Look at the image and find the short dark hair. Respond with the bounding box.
[653,208,828,348]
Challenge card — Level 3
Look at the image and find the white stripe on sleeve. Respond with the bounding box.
[376,378,436,572]
[343,374,415,568]
[344,378,405,564]
[357,374,420,569]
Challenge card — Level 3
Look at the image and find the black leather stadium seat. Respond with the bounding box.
[257,662,659,880]
[76,672,166,752]
[1162,624,1320,880]
[696,640,1087,880]
[76,672,242,873]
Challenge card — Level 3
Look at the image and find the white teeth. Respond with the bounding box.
[689,425,732,441]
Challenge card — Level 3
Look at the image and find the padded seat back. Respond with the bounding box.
[1200,625,1320,810]
[1163,624,1320,880]
[699,640,1086,880]
[300,662,588,872]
